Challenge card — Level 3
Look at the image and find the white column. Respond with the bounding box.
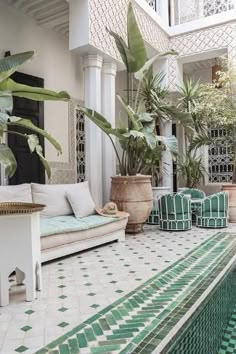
[83,54,103,206]
[153,58,173,191]
[102,62,117,203]
[161,121,173,191]
[158,0,169,26]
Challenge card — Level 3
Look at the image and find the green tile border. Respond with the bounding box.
[35,232,236,354]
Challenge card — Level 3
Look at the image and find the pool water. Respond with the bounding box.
[164,265,236,354]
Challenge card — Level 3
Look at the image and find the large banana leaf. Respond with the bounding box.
[0,112,9,137]
[0,144,17,177]
[8,116,62,153]
[107,29,135,72]
[0,51,34,83]
[79,106,112,135]
[0,91,13,112]
[117,95,143,130]
[36,144,51,179]
[156,135,178,155]
[0,79,70,101]
[27,134,51,178]
[134,50,177,82]
[127,2,147,72]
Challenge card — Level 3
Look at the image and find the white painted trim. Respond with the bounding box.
[134,1,236,38]
[169,9,236,36]
[133,0,170,35]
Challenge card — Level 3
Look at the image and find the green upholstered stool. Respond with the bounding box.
[146,207,159,225]
[158,194,192,231]
[196,191,228,228]
[179,188,206,199]
[179,188,205,224]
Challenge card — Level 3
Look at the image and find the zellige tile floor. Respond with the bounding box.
[0,225,235,354]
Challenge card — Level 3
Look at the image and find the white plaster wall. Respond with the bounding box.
[0,4,83,163]
[184,67,212,84]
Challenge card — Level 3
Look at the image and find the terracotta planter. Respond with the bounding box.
[111,175,153,233]
[222,184,236,222]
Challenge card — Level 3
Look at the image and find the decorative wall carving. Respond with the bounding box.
[49,100,77,184]
[76,110,86,182]
[174,0,234,25]
[89,0,169,63]
[204,0,234,17]
[208,128,233,183]
[169,21,236,89]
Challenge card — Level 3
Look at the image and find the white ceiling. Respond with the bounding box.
[1,0,69,36]
[183,58,219,74]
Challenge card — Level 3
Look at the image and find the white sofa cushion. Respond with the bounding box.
[0,184,32,203]
[66,181,95,218]
[32,183,74,217]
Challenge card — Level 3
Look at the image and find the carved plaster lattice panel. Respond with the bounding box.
[204,0,234,17]
[169,22,236,89]
[49,100,77,184]
[174,0,234,25]
[208,128,233,183]
[76,110,86,182]
[175,0,203,25]
[89,0,169,63]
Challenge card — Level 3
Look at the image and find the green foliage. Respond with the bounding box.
[0,51,70,179]
[107,2,146,73]
[80,3,178,177]
[177,152,206,188]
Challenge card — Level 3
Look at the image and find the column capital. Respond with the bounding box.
[103,62,117,76]
[83,54,103,69]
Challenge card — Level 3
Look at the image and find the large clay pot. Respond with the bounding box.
[111,175,153,233]
[222,184,236,222]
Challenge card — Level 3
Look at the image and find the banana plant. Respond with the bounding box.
[79,2,177,177]
[177,151,206,188]
[0,51,70,179]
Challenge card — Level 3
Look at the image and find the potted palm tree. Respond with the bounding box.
[79,3,178,233]
[0,51,70,179]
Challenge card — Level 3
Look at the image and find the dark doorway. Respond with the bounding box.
[8,72,45,185]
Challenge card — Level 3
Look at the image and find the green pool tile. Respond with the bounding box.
[58,295,67,300]
[92,323,103,336]
[76,333,88,348]
[106,313,117,326]
[25,309,35,315]
[91,304,100,309]
[58,322,69,328]
[58,307,68,312]
[20,325,32,332]
[99,318,110,331]
[90,344,121,353]
[68,338,79,354]
[15,346,29,353]
[84,327,96,342]
[59,344,70,354]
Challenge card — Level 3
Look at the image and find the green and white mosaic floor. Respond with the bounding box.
[0,226,235,354]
